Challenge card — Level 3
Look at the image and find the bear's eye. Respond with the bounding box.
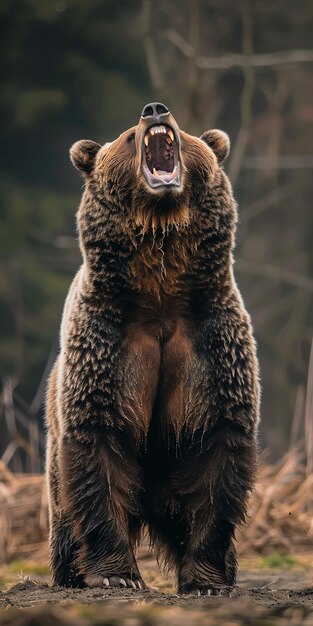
[127,133,135,144]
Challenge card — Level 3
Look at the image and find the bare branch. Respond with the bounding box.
[242,155,313,169]
[163,30,313,70]
[236,260,313,293]
[1,441,19,467]
[141,0,164,91]
[2,378,41,469]
[240,184,293,223]
[183,0,201,131]
[262,75,290,182]
[305,339,313,475]
[290,384,305,448]
[162,29,194,58]
[229,1,254,184]
[197,49,313,70]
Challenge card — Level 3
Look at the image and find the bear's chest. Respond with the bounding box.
[124,269,192,345]
[128,234,191,302]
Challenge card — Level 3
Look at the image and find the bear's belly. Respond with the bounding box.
[156,319,195,436]
[118,323,161,435]
[119,317,195,438]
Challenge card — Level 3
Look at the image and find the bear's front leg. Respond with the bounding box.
[47,428,83,587]
[176,424,257,595]
[59,432,144,589]
[46,361,83,587]
[52,293,159,589]
[176,303,259,595]
[148,303,259,595]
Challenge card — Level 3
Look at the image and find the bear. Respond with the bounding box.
[46,101,260,595]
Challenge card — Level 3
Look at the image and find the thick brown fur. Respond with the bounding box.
[46,109,260,594]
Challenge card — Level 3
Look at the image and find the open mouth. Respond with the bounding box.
[142,125,181,189]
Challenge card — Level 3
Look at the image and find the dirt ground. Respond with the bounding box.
[0,551,313,625]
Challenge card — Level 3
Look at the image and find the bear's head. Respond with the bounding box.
[70,102,230,233]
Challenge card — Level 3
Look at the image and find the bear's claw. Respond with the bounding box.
[85,574,144,589]
[179,582,233,597]
[195,586,232,597]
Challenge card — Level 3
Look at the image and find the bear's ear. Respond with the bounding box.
[70,140,102,174]
[200,129,230,164]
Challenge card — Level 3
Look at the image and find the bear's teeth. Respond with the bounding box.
[152,166,177,180]
[148,126,167,136]
[167,130,174,142]
[144,135,149,146]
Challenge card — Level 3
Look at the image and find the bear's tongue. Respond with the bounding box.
[146,132,174,175]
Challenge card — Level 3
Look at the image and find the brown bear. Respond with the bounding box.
[46,102,260,595]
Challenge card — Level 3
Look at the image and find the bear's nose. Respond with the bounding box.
[141,102,170,120]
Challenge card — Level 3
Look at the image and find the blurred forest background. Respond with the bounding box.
[0,0,313,472]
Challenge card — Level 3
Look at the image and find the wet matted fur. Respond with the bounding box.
[46,107,260,594]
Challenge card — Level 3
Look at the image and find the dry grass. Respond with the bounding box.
[1,447,313,565]
[238,446,313,556]
[0,462,47,564]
